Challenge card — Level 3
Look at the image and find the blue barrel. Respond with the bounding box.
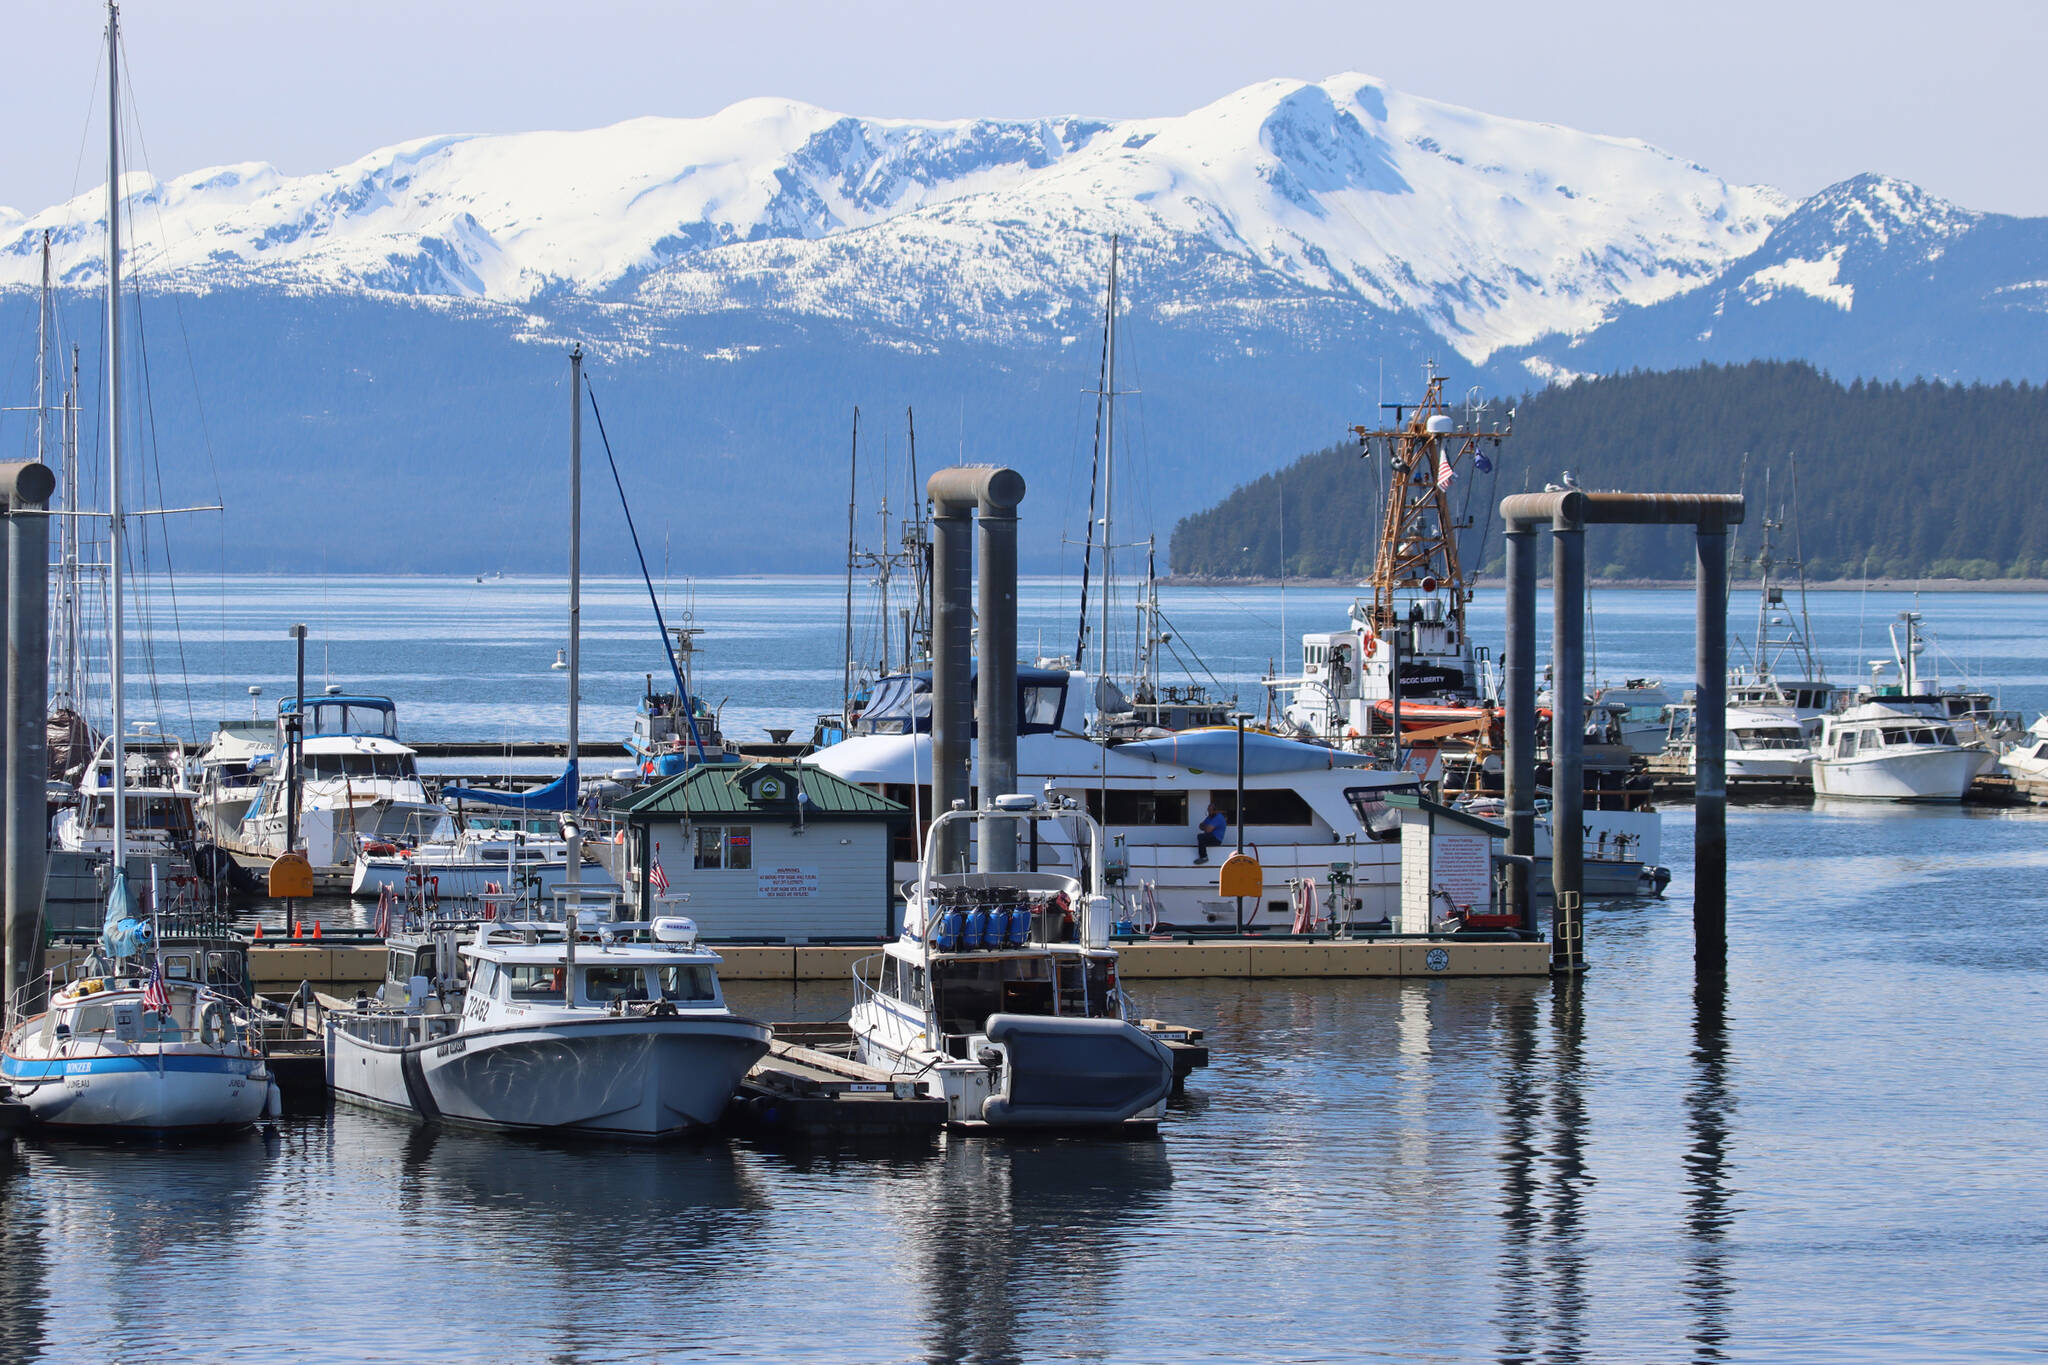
[1005,905,1032,947]
[934,908,963,953]
[963,907,989,951]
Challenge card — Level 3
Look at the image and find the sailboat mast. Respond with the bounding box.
[565,344,582,891]
[1098,235,1119,706]
[105,0,127,867]
[64,347,81,711]
[841,409,859,729]
[35,234,49,492]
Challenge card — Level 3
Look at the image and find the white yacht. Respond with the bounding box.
[349,812,620,902]
[2000,716,2048,782]
[193,712,275,841]
[225,693,441,888]
[1812,703,1979,801]
[325,904,771,1139]
[1664,703,1817,788]
[809,666,1425,931]
[850,799,1175,1130]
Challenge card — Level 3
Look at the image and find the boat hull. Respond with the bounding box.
[326,1013,770,1139]
[1813,747,1978,801]
[1,1050,269,1131]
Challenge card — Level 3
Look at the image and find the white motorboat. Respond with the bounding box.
[349,813,620,902]
[1664,704,1816,789]
[850,798,1175,1130]
[193,712,275,841]
[324,905,770,1139]
[2000,716,2048,782]
[224,693,442,888]
[1812,702,1979,801]
[1591,679,1674,758]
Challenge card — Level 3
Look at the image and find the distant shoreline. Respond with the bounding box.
[1165,576,2048,593]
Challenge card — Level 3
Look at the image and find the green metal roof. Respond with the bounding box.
[611,762,907,822]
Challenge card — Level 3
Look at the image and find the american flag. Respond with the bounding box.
[1436,455,1457,491]
[649,860,670,894]
[142,959,171,1016]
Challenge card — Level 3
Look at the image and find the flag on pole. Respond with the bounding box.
[650,860,670,894]
[1436,455,1457,491]
[142,959,171,1017]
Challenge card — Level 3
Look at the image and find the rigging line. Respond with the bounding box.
[582,373,705,762]
[126,219,199,739]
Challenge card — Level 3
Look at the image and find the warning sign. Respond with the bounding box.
[1431,833,1492,913]
[756,866,819,899]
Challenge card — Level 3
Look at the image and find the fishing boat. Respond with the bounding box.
[850,797,1175,1130]
[624,631,738,779]
[325,900,769,1138]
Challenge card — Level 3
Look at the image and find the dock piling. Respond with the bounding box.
[3,461,55,1017]
[1551,521,1587,973]
[1694,523,1730,974]
[1503,523,1537,930]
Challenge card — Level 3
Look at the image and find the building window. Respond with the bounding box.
[693,825,755,870]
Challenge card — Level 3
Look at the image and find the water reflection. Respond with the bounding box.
[1684,974,1735,1361]
[0,1149,47,1365]
[911,1137,1174,1365]
[1492,977,1593,1365]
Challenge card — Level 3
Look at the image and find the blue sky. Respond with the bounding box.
[6,0,2042,216]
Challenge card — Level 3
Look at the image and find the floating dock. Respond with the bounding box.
[202,934,1551,988]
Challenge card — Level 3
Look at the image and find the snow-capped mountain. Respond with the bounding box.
[1513,174,2048,382]
[0,74,1785,363]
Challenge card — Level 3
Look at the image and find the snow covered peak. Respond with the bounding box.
[0,73,1787,358]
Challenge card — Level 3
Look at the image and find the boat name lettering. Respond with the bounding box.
[435,1037,467,1058]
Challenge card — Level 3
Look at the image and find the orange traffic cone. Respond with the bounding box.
[313,920,323,940]
[292,920,303,940]
[253,923,264,940]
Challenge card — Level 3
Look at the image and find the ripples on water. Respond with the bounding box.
[8,581,2043,1361]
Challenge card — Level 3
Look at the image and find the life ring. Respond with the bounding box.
[199,1001,230,1047]
[1362,634,1379,659]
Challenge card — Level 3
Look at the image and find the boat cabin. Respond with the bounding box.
[849,666,1074,737]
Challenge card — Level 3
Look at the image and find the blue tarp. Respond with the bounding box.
[99,867,150,960]
[1116,730,1377,775]
[443,762,579,812]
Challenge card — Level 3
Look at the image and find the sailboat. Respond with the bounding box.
[4,2,273,1131]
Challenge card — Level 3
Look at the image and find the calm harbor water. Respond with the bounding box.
[6,578,2045,1362]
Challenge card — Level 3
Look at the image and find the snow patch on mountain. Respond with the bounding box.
[1741,246,1853,310]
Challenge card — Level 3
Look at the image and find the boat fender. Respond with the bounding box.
[264,1082,283,1119]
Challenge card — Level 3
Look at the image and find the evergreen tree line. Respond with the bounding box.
[1169,361,2048,580]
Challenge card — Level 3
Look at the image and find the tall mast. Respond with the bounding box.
[841,409,859,729]
[105,0,127,868]
[35,233,50,497]
[1098,235,1119,703]
[63,347,81,711]
[565,344,582,892]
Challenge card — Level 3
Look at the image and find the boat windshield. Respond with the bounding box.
[503,964,565,1002]
[579,966,651,1005]
[658,965,718,1002]
[304,752,416,780]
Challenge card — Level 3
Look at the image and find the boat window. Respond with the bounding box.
[695,827,723,869]
[1934,727,1957,745]
[470,961,499,998]
[1211,789,1317,827]
[580,966,650,1005]
[1020,682,1066,733]
[504,964,565,1002]
[892,958,927,1007]
[1344,788,1411,843]
[162,954,195,980]
[72,1003,113,1035]
[206,953,242,984]
[658,965,718,1002]
[1080,790,1189,826]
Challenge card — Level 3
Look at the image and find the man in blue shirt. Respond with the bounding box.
[1196,802,1227,864]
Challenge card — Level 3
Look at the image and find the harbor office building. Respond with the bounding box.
[610,763,909,942]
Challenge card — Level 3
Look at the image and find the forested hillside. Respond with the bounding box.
[1170,362,2048,580]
